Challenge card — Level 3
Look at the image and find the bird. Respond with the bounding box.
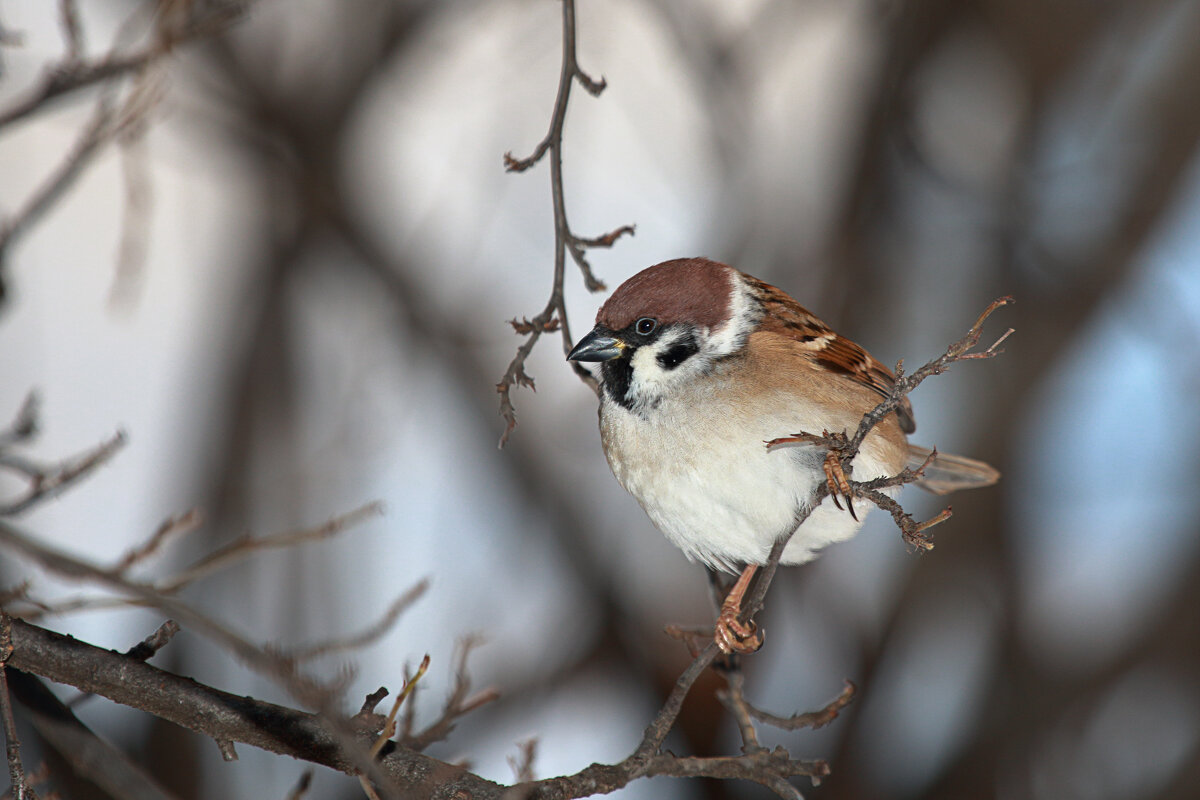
[567,257,999,653]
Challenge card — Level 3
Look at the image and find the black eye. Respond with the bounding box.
[635,318,658,336]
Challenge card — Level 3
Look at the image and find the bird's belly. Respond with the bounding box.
[600,403,869,571]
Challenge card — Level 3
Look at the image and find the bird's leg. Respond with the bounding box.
[715,564,764,654]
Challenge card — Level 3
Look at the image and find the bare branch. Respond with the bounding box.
[284,769,313,800]
[57,0,84,62]
[497,0,634,446]
[0,428,127,517]
[0,1,247,131]
[403,637,499,752]
[157,502,383,592]
[508,739,538,784]
[0,393,38,450]
[288,579,429,662]
[845,296,1014,456]
[112,509,204,574]
[3,616,502,797]
[737,680,857,732]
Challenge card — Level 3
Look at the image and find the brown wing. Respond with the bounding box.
[742,274,917,433]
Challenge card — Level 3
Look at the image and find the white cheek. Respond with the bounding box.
[628,347,669,394]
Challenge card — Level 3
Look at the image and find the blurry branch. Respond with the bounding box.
[0,508,478,795]
[497,0,635,446]
[0,515,384,705]
[289,579,428,663]
[0,1,249,303]
[0,411,386,619]
[156,502,383,593]
[0,393,126,517]
[0,90,123,283]
[4,502,400,635]
[508,739,538,784]
[0,397,462,793]
[112,509,203,573]
[284,770,313,800]
[400,637,499,752]
[0,0,246,130]
[57,0,85,63]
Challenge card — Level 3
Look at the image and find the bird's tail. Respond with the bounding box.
[907,445,1000,495]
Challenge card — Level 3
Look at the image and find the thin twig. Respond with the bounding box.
[0,521,408,795]
[845,296,1014,456]
[0,394,38,450]
[403,637,499,751]
[113,509,204,574]
[740,680,857,732]
[765,297,1012,552]
[0,1,247,131]
[288,579,429,662]
[369,655,429,758]
[508,739,538,784]
[497,0,635,446]
[157,502,383,592]
[57,0,84,61]
[0,91,122,265]
[0,429,127,517]
[284,770,313,800]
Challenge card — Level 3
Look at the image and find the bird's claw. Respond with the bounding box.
[715,605,764,654]
[822,449,857,521]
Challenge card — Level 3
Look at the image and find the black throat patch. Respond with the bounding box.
[601,358,635,409]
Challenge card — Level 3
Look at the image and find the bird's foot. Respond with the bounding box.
[715,605,763,654]
[821,447,858,521]
[765,429,858,520]
[714,564,764,654]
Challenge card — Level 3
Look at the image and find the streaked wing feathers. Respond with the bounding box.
[743,274,917,433]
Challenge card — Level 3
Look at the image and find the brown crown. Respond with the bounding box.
[597,257,734,332]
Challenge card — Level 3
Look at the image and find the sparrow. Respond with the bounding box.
[567,257,999,653]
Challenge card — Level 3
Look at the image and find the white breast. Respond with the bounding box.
[599,386,898,572]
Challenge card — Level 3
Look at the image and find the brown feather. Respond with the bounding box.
[740,273,917,433]
[598,258,734,332]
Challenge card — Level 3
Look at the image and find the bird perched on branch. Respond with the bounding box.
[568,257,999,653]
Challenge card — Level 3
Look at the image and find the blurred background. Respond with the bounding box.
[2,0,1199,798]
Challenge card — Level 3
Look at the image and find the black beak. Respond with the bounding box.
[567,327,626,362]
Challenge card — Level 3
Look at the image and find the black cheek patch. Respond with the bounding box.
[657,337,700,370]
[602,358,634,409]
